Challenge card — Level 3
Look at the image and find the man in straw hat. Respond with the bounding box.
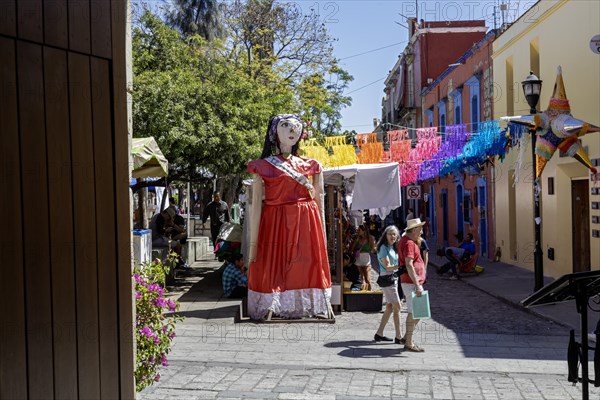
[398,218,427,352]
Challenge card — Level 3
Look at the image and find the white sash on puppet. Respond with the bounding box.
[265,155,314,198]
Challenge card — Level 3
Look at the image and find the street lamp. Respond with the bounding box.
[522,72,543,114]
[521,71,544,291]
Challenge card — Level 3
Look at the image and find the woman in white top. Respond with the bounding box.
[350,225,376,291]
[373,225,404,344]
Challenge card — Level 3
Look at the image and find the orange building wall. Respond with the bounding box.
[415,32,496,259]
[422,165,495,258]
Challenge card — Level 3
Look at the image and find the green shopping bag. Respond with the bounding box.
[411,290,431,319]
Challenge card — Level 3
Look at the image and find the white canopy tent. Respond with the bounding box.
[131,137,169,229]
[322,163,402,220]
[131,137,169,178]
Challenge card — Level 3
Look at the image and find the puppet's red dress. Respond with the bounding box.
[246,155,331,319]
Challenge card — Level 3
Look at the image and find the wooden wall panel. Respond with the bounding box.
[0,0,16,36]
[111,1,136,397]
[17,41,55,398]
[91,0,111,58]
[69,0,91,53]
[0,37,28,400]
[17,0,43,42]
[1,1,135,397]
[44,0,68,48]
[91,57,120,398]
[44,46,78,399]
[69,52,101,398]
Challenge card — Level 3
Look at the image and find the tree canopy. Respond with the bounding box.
[132,3,353,183]
[166,0,224,40]
[222,0,336,84]
[133,11,295,181]
[298,62,353,137]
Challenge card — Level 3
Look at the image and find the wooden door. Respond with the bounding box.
[0,1,133,398]
[478,185,488,257]
[442,190,449,245]
[572,180,590,272]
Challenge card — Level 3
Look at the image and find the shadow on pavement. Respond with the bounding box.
[324,340,406,358]
[422,263,570,361]
[163,260,243,321]
[167,304,239,320]
[167,261,227,303]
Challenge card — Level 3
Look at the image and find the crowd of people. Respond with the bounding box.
[146,109,477,353]
[149,191,232,269]
[340,207,477,353]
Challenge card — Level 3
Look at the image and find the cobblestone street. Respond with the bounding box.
[139,261,599,399]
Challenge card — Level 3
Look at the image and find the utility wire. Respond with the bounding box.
[341,124,375,129]
[339,41,407,60]
[383,121,503,132]
[346,76,387,94]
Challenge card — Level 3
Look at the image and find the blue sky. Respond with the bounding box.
[286,0,533,133]
[136,0,532,132]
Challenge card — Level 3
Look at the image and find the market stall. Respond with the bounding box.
[322,163,402,311]
[131,137,169,266]
[131,137,169,179]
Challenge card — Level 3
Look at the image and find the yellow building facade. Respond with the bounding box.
[493,0,600,278]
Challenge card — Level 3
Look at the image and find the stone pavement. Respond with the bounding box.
[425,242,600,338]
[138,252,600,399]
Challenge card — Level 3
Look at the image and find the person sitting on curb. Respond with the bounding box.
[222,253,248,299]
[343,252,363,291]
[437,233,475,279]
[150,207,183,260]
[166,211,190,269]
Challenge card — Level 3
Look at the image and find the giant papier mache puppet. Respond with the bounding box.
[246,114,333,321]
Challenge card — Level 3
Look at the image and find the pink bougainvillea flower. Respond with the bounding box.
[140,326,153,337]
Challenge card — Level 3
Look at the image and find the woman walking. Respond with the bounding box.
[399,218,427,352]
[373,225,404,344]
[351,225,376,291]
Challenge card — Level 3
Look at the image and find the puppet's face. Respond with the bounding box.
[276,118,302,148]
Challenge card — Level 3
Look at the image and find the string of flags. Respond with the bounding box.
[300,120,510,185]
[300,66,599,185]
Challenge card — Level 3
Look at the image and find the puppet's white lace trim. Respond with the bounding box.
[247,288,332,320]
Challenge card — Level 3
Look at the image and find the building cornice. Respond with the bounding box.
[417,26,487,35]
[492,0,566,59]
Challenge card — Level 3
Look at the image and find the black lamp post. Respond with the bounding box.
[521,71,544,291]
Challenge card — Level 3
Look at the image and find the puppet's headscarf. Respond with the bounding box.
[268,114,303,145]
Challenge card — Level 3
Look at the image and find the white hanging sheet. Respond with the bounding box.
[323,163,402,219]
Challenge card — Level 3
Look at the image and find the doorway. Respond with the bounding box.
[442,190,449,245]
[429,186,436,239]
[571,179,590,272]
[509,169,517,260]
[478,183,488,257]
[455,184,464,239]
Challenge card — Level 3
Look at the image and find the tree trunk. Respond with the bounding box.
[137,178,148,229]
